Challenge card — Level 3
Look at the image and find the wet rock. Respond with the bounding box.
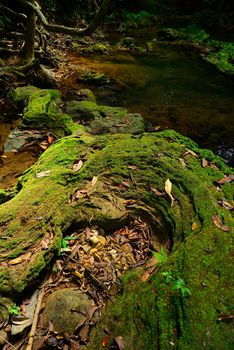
[7,86,40,106]
[76,89,96,103]
[66,101,100,121]
[87,112,145,135]
[43,288,92,334]
[4,129,45,152]
[19,89,75,136]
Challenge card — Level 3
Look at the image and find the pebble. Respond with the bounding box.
[89,236,99,246]
[98,235,107,246]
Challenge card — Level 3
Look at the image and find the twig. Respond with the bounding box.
[25,284,45,350]
[0,334,17,350]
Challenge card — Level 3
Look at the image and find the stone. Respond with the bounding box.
[43,288,92,334]
[4,129,45,152]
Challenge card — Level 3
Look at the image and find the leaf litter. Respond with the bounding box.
[2,218,164,349]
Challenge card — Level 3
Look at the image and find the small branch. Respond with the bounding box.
[17,0,113,36]
[25,285,45,350]
[0,4,26,21]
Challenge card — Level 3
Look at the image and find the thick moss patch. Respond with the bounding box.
[0,131,233,349]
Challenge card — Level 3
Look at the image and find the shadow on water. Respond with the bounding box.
[61,44,233,165]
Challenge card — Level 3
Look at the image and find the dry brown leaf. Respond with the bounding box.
[179,158,186,168]
[121,181,130,188]
[212,214,230,232]
[102,335,111,347]
[73,160,83,172]
[165,179,174,207]
[183,149,198,157]
[91,176,98,187]
[9,252,32,265]
[127,164,138,170]
[217,174,234,184]
[201,158,208,168]
[47,134,54,144]
[218,200,234,210]
[151,187,164,196]
[192,222,198,231]
[114,336,125,350]
[141,270,150,282]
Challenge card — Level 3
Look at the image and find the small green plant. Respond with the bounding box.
[161,271,173,284]
[8,304,20,316]
[161,273,191,297]
[122,10,151,27]
[151,248,168,263]
[172,278,191,297]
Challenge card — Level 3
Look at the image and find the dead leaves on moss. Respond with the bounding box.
[216,174,234,185]
[212,214,230,232]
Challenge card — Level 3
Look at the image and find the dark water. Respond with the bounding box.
[0,44,233,188]
[66,45,234,165]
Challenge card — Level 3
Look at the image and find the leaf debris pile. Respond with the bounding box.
[3,218,159,350]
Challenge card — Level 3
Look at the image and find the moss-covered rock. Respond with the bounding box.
[44,288,93,334]
[19,89,75,136]
[7,86,40,106]
[0,130,233,349]
[66,100,145,134]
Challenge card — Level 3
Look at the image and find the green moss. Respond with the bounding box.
[7,85,40,106]
[0,130,233,348]
[18,89,75,136]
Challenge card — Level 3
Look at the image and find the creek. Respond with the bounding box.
[0,42,233,188]
[59,44,234,165]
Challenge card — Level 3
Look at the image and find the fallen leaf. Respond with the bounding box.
[39,141,49,150]
[212,214,230,232]
[141,270,150,282]
[217,314,234,322]
[127,164,138,170]
[36,170,51,178]
[102,335,111,347]
[91,176,98,187]
[165,179,174,207]
[179,158,186,168]
[201,158,208,168]
[151,187,164,196]
[183,149,198,157]
[217,200,234,210]
[73,160,83,172]
[217,174,234,184]
[121,180,130,188]
[114,336,125,350]
[47,134,55,144]
[192,222,198,231]
[9,252,32,265]
[154,125,161,131]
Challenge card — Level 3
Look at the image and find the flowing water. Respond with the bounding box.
[59,44,234,165]
[1,43,233,188]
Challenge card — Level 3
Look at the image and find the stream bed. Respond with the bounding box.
[59,44,234,165]
[0,43,233,189]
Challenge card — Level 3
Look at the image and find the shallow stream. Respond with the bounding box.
[60,44,234,164]
[0,43,233,188]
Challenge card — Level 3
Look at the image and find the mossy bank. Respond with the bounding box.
[0,127,233,349]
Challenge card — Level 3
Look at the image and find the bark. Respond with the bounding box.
[22,0,36,63]
[18,0,113,36]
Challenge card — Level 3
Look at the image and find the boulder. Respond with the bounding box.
[44,288,92,334]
